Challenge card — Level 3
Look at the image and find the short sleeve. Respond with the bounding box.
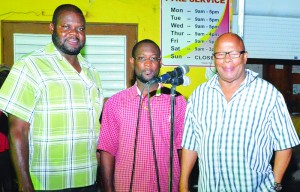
[0,60,38,122]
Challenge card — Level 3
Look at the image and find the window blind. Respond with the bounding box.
[14,33,127,98]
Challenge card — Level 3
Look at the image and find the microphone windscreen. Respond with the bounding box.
[182,75,191,86]
[180,65,190,74]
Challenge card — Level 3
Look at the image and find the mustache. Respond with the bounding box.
[135,70,159,84]
[67,36,80,40]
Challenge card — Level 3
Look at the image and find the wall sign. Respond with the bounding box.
[161,0,230,66]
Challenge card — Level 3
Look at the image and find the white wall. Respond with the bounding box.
[233,0,300,17]
[231,0,300,61]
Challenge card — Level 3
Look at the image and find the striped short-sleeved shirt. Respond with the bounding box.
[182,69,300,191]
[98,84,187,192]
[0,43,104,190]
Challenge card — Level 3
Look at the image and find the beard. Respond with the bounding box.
[136,73,149,84]
[52,32,84,55]
[135,69,159,84]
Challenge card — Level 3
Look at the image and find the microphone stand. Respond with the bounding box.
[166,75,188,192]
[168,83,176,192]
[167,75,187,192]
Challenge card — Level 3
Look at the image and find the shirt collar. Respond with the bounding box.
[208,69,258,89]
[128,82,163,100]
[44,43,86,64]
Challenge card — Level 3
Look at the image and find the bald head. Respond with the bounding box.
[214,32,245,52]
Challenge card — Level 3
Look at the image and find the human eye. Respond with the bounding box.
[214,52,225,58]
[61,24,70,30]
[150,57,160,62]
[229,51,240,58]
[136,57,146,62]
[77,26,85,31]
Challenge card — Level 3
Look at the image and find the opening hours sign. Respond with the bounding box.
[161,0,230,66]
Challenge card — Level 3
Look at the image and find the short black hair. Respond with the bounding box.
[131,39,160,58]
[52,4,85,25]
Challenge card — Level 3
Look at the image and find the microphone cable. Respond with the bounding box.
[129,82,161,192]
[146,83,161,192]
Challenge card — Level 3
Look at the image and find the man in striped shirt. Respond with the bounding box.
[0,4,103,192]
[180,32,300,191]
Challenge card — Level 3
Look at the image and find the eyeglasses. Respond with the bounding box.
[213,51,246,59]
[134,56,161,63]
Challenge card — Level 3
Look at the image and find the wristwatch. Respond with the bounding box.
[273,182,282,191]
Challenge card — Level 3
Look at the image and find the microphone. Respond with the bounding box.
[149,65,189,84]
[165,75,190,86]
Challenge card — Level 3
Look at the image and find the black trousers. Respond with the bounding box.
[0,150,18,192]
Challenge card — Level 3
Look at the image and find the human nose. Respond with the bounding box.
[144,60,152,67]
[68,27,79,36]
[143,58,153,65]
[224,52,232,60]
